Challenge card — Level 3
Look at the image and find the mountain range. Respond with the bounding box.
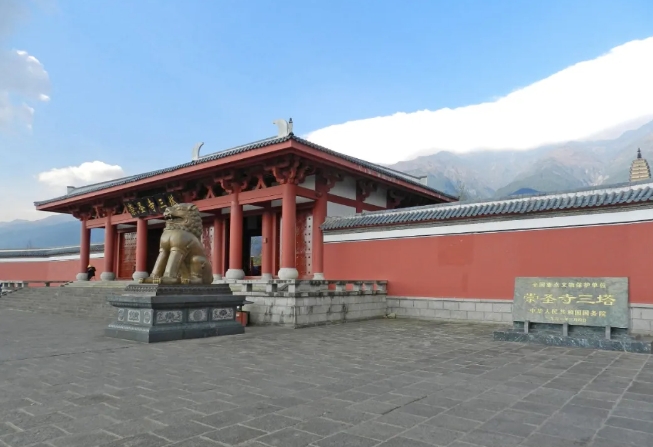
[0,215,105,250]
[1,119,652,249]
[389,119,653,200]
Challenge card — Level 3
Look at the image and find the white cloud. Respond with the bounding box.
[38,161,126,188]
[0,1,50,131]
[305,37,653,165]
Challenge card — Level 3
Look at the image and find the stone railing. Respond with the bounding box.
[0,280,72,294]
[234,279,387,297]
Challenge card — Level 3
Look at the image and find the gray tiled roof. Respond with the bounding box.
[0,244,104,259]
[35,135,456,206]
[322,179,653,231]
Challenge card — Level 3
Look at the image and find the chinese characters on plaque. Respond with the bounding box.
[513,277,629,328]
[124,193,179,218]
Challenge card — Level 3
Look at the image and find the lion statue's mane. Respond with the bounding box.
[164,206,203,240]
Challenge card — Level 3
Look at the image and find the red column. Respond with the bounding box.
[261,210,273,279]
[226,190,245,279]
[133,218,148,281]
[212,215,223,281]
[278,182,298,279]
[77,218,91,281]
[271,212,279,275]
[312,179,328,280]
[101,212,116,280]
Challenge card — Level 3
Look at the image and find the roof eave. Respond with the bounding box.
[34,139,298,210]
[287,139,457,202]
[34,133,456,210]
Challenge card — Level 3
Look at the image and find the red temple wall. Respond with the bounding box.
[0,257,103,283]
[323,221,653,305]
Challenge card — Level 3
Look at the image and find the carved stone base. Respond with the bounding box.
[100,272,115,281]
[75,273,88,281]
[132,271,148,281]
[278,267,299,280]
[105,284,245,343]
[225,269,245,280]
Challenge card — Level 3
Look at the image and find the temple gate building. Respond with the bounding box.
[31,123,454,283]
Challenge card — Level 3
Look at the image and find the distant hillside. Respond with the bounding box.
[0,214,105,249]
[510,188,540,196]
[390,119,653,199]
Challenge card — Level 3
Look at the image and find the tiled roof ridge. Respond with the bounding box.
[0,243,104,258]
[322,178,653,230]
[35,134,456,206]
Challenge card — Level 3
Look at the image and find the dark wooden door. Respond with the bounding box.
[295,209,313,278]
[201,223,213,263]
[118,231,136,279]
[146,228,163,274]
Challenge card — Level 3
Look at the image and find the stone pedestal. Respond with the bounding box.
[225,269,245,280]
[100,272,116,281]
[494,323,652,354]
[278,267,299,280]
[132,271,148,281]
[105,284,245,343]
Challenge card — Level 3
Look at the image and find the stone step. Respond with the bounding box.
[64,281,132,289]
[3,290,119,296]
[1,296,112,305]
[0,287,117,320]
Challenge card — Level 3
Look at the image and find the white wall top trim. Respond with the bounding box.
[324,208,653,243]
[0,253,104,263]
[387,296,512,303]
[387,296,653,308]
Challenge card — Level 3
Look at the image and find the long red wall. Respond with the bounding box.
[0,258,103,282]
[324,221,653,305]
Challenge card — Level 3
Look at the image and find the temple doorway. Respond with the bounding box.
[146,227,163,274]
[117,230,136,279]
[243,215,262,277]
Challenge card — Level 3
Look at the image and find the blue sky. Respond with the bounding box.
[1,0,652,220]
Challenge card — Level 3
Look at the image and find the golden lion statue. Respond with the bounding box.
[140,203,213,285]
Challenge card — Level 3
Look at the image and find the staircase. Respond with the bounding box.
[0,281,131,321]
[63,280,133,289]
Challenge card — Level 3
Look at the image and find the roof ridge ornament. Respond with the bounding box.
[273,118,293,138]
[191,142,204,161]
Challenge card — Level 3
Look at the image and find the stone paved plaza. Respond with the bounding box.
[1,310,652,447]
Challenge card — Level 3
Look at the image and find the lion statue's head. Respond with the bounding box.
[163,203,203,240]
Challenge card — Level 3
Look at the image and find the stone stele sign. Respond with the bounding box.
[513,277,629,328]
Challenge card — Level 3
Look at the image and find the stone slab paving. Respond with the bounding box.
[0,309,652,447]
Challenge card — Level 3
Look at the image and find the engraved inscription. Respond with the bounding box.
[127,309,141,323]
[156,310,183,324]
[188,308,208,322]
[212,307,234,321]
[514,277,628,328]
